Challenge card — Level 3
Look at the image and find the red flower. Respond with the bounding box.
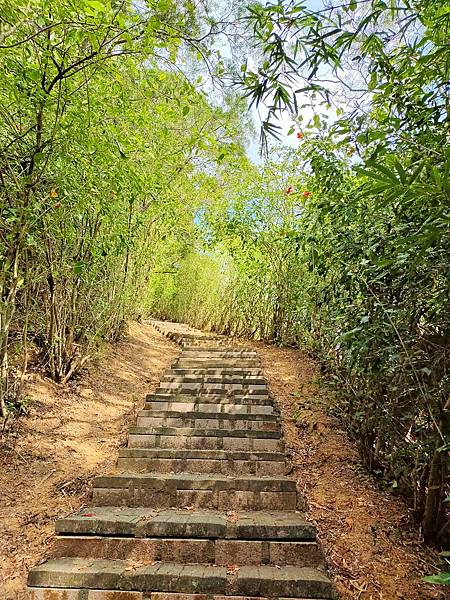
[302,191,312,197]
[285,186,293,194]
[297,132,304,139]
[53,202,61,209]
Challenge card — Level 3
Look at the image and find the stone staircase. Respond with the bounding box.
[27,320,336,600]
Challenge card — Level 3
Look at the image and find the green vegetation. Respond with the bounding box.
[0,0,248,407]
[1,0,448,550]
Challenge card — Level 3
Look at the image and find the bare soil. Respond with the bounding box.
[0,322,178,600]
[247,340,445,600]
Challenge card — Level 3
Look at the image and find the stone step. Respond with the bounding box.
[153,394,270,404]
[158,383,267,393]
[139,410,277,423]
[145,394,275,409]
[127,427,284,452]
[52,536,324,568]
[181,348,257,356]
[129,426,281,439]
[28,592,335,600]
[28,559,334,598]
[175,360,262,368]
[144,400,275,415]
[155,387,269,400]
[135,412,279,431]
[162,375,266,384]
[168,368,264,376]
[56,507,316,539]
[92,473,297,510]
[168,333,225,341]
[117,448,285,475]
[180,356,259,363]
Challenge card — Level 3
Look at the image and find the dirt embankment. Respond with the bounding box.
[0,322,178,600]
[248,340,445,600]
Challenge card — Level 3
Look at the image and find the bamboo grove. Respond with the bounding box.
[1,0,449,550]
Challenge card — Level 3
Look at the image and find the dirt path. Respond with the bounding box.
[0,322,178,600]
[247,340,445,600]
[0,323,445,600]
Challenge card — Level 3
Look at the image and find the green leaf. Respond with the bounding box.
[86,0,106,14]
[368,72,378,90]
[73,262,85,275]
[423,573,450,585]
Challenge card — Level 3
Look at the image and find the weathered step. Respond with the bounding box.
[28,558,334,598]
[52,536,323,568]
[117,447,285,475]
[145,400,275,416]
[56,507,317,539]
[175,360,262,368]
[129,426,280,438]
[145,396,275,414]
[162,374,266,384]
[169,368,264,376]
[136,411,279,431]
[157,383,267,394]
[153,394,271,403]
[167,333,225,341]
[179,356,260,364]
[127,427,283,452]
[28,591,335,600]
[155,386,269,399]
[139,410,277,423]
[92,473,297,510]
[181,348,258,355]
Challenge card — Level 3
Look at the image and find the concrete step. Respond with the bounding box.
[144,399,275,415]
[28,559,334,598]
[155,387,269,400]
[127,427,284,452]
[168,368,264,376]
[162,374,266,384]
[179,356,260,364]
[28,592,335,600]
[168,333,226,341]
[144,393,274,414]
[117,448,285,475]
[52,536,324,568]
[92,473,297,510]
[181,348,258,356]
[138,410,277,422]
[181,341,234,347]
[157,383,267,393]
[128,426,281,438]
[56,507,316,539]
[175,360,262,368]
[135,411,279,431]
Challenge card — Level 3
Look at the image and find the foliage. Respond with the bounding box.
[151,0,450,546]
[0,0,248,412]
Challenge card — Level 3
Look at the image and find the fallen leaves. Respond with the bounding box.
[226,564,240,575]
